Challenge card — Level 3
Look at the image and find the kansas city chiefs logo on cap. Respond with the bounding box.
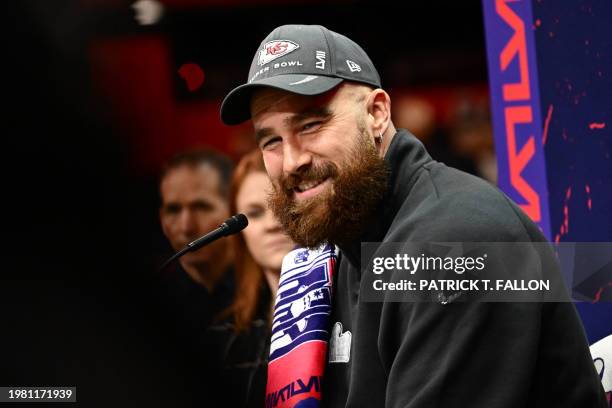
[258,40,299,66]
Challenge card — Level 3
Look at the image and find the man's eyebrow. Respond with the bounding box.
[161,201,180,211]
[284,106,332,128]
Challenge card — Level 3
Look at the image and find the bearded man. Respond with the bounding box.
[220,25,607,408]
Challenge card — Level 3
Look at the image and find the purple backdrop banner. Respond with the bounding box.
[482,0,551,240]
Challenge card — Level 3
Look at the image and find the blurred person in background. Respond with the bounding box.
[392,94,483,179]
[158,149,236,404]
[392,95,437,145]
[211,149,295,407]
[448,97,497,183]
[159,149,235,294]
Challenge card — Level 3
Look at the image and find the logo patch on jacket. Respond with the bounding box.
[329,322,351,363]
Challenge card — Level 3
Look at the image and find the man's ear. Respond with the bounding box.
[366,89,392,136]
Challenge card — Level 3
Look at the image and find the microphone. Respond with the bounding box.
[159,214,248,271]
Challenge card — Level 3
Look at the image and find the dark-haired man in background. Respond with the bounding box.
[159,149,234,294]
[158,149,236,405]
[220,24,607,407]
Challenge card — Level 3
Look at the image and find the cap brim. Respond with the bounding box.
[220,74,344,125]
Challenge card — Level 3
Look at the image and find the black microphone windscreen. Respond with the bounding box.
[224,213,248,233]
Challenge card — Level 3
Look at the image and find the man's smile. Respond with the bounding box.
[294,178,331,200]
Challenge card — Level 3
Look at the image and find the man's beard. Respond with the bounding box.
[268,126,388,248]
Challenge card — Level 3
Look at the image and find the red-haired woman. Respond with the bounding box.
[219,149,295,406]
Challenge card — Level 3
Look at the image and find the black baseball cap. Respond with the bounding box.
[220,24,381,125]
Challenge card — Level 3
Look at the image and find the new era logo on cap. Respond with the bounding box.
[258,40,299,66]
[346,60,361,73]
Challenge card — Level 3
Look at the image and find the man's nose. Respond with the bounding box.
[177,209,197,236]
[282,140,312,175]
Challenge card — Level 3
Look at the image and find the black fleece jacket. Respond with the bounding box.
[322,129,607,407]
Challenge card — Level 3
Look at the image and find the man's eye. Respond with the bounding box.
[302,121,322,132]
[193,202,213,212]
[262,137,281,150]
[163,205,180,215]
